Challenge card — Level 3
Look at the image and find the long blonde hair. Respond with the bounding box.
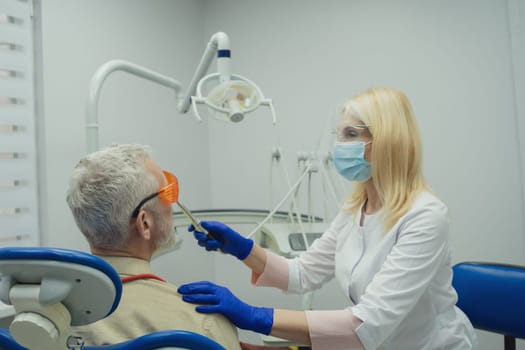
[343,87,430,231]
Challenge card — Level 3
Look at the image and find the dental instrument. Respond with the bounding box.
[176,200,210,237]
[160,171,213,239]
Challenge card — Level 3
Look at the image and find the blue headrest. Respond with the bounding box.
[84,330,226,350]
[0,247,122,317]
[452,262,525,339]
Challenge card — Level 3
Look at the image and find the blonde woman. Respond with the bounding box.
[179,88,478,350]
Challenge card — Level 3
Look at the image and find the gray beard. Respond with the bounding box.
[153,219,177,253]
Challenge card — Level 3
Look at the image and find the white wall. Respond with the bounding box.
[37,0,525,348]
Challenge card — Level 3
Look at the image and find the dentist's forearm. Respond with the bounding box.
[270,309,311,345]
[247,246,290,290]
[242,243,267,274]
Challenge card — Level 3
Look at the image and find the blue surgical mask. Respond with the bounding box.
[332,141,372,182]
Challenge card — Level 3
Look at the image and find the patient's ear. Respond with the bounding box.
[135,210,152,241]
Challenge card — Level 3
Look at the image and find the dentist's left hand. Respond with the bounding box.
[178,281,274,335]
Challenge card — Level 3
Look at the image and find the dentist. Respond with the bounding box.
[178,87,478,350]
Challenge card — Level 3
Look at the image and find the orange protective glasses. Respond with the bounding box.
[131,171,179,218]
[131,170,210,237]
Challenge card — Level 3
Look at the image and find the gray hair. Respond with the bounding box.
[66,144,160,249]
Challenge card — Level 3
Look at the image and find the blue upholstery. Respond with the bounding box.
[0,247,122,317]
[0,329,226,350]
[453,262,525,349]
[0,328,27,350]
[84,330,226,350]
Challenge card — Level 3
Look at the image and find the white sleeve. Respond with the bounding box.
[306,309,364,350]
[288,211,352,294]
[351,200,450,349]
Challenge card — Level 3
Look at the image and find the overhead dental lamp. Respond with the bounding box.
[192,73,273,123]
[86,32,276,153]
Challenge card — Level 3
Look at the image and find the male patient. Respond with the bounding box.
[67,143,240,349]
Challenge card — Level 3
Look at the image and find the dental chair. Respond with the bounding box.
[452,262,525,350]
[0,247,225,350]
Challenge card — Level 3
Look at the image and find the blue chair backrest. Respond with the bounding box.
[452,262,525,339]
[84,330,226,350]
[0,328,27,350]
[0,329,226,350]
[0,248,227,350]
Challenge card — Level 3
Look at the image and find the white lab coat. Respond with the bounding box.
[287,192,478,350]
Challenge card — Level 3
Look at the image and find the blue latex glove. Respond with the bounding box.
[178,281,274,335]
[189,221,254,260]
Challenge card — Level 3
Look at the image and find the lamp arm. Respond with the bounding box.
[177,32,231,114]
[85,32,267,153]
[261,99,277,125]
[86,59,183,153]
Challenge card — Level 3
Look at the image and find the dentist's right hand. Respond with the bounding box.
[178,281,273,335]
[189,221,254,260]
